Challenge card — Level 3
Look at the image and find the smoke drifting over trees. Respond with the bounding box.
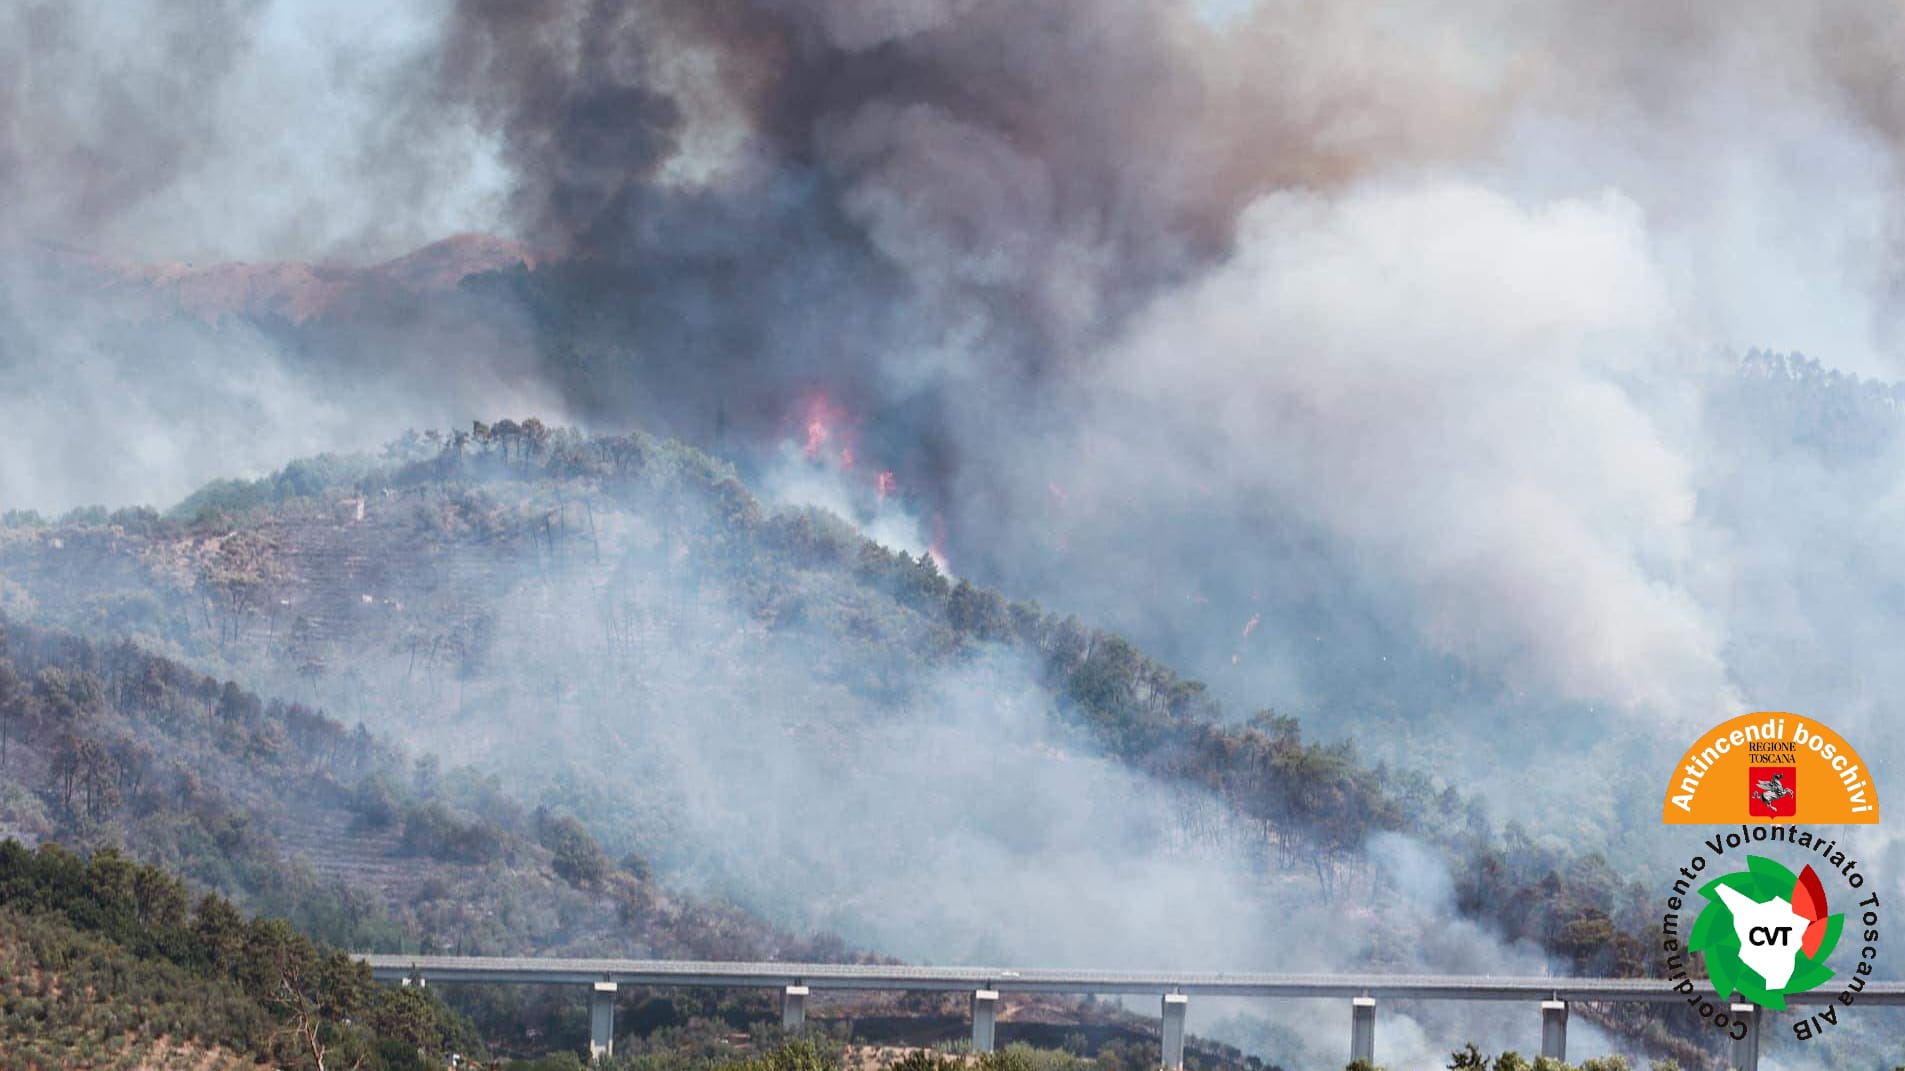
[7,1,1905,1064]
[6,1,1905,730]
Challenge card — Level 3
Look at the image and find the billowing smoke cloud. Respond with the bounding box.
[10,3,1905,1057]
[0,245,576,512]
[362,0,1905,739]
[191,481,1616,1068]
[2,0,1902,847]
[0,0,502,262]
[0,1,549,512]
[1035,181,1735,716]
[369,0,1530,506]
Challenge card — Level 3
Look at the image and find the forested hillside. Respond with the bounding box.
[0,839,1699,1071]
[0,613,879,966]
[0,840,476,1070]
[19,0,1905,1064]
[0,420,1733,1066]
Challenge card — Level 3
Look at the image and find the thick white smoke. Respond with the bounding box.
[1055,181,1731,718]
[10,1,1905,1064]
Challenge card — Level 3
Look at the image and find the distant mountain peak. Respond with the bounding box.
[32,232,536,323]
[369,232,538,293]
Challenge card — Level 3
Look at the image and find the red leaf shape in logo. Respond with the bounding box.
[1793,865,1828,920]
[1793,865,1830,957]
[1802,918,1829,957]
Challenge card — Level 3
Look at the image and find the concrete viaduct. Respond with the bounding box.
[360,955,1905,1070]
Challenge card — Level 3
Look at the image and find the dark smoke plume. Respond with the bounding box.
[11,0,1905,843]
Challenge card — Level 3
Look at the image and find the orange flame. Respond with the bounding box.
[792,392,904,503]
[929,514,951,574]
[800,392,851,460]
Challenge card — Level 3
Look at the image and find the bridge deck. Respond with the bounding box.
[357,955,1905,1005]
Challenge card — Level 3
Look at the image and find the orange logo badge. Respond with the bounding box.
[1663,712,1878,824]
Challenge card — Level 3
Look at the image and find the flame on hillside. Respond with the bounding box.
[781,392,952,574]
[798,393,855,468]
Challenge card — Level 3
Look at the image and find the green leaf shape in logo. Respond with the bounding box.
[1686,855,1843,1011]
[1746,854,1796,889]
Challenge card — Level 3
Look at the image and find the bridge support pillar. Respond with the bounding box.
[1160,993,1188,1070]
[1730,1003,1759,1071]
[783,985,810,1032]
[1540,1001,1567,1061]
[972,990,1000,1053]
[589,982,617,1064]
[1349,997,1375,1066]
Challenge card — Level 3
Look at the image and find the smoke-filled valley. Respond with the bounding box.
[5,1,1905,1069]
[0,432,1633,1066]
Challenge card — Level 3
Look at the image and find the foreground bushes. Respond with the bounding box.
[0,839,479,1070]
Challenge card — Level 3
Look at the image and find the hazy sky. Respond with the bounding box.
[7,8,1905,1060]
[7,0,1905,743]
